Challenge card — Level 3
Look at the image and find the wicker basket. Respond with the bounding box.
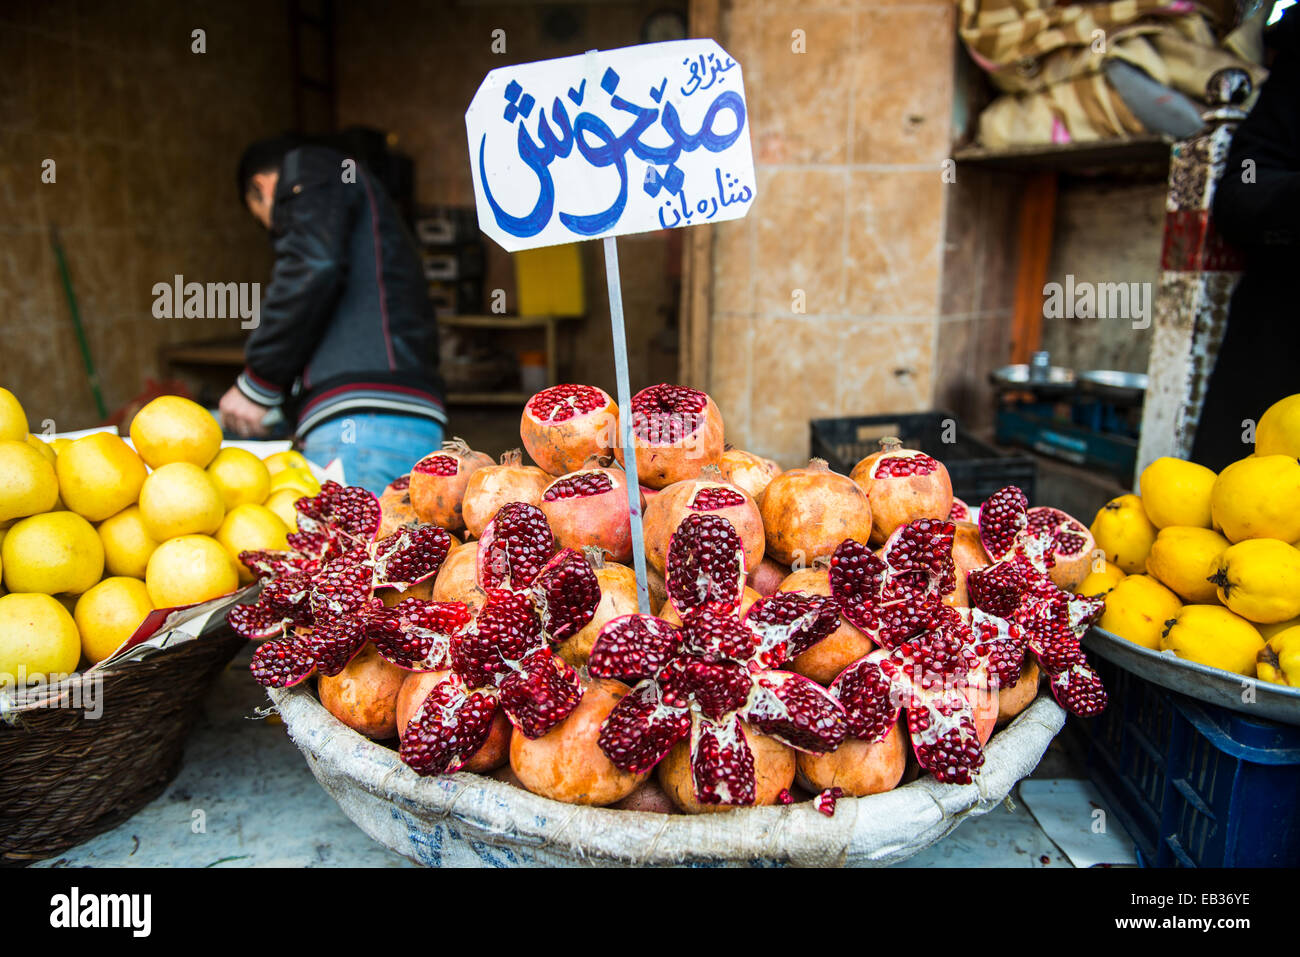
[0,612,246,864]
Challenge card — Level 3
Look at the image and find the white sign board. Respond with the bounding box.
[466,40,756,252]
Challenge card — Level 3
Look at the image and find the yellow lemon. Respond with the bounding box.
[1210,455,1300,543]
[1089,494,1158,575]
[2,511,103,595]
[1098,574,1183,650]
[1138,457,1216,529]
[25,433,56,465]
[263,488,301,531]
[1160,604,1264,675]
[1256,393,1300,459]
[74,577,154,665]
[215,504,289,583]
[207,447,272,509]
[1145,526,1231,604]
[55,432,147,522]
[145,535,239,608]
[263,449,310,475]
[0,388,28,442]
[1207,538,1300,624]
[98,505,160,579]
[1075,561,1125,597]
[1257,626,1300,686]
[268,466,320,497]
[138,463,225,540]
[129,395,223,469]
[0,439,58,522]
[0,593,81,684]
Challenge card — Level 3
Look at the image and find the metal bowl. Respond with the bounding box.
[989,364,1077,398]
[1077,369,1148,404]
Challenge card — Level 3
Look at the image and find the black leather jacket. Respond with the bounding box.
[235,145,445,436]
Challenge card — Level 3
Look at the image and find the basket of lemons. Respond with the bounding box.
[0,387,318,861]
[1078,393,1300,723]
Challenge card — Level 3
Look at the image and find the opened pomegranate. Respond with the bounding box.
[378,475,419,538]
[520,384,619,476]
[945,521,990,608]
[409,439,495,531]
[509,676,648,806]
[776,564,873,686]
[759,459,873,567]
[747,556,789,597]
[659,585,762,626]
[460,449,550,539]
[540,466,635,563]
[643,474,764,574]
[556,550,641,668]
[318,642,407,738]
[1024,506,1095,590]
[796,720,906,797]
[718,447,782,501]
[614,384,724,489]
[850,437,954,545]
[431,541,488,616]
[948,496,973,523]
[996,659,1041,724]
[396,670,511,772]
[588,513,847,809]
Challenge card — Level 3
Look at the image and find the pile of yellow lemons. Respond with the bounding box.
[1080,393,1300,687]
[0,387,320,686]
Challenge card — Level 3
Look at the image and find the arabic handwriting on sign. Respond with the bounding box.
[655,167,754,230]
[480,61,749,240]
[680,52,737,97]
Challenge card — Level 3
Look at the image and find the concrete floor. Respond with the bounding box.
[34,650,1124,868]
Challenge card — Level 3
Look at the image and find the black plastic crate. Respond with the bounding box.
[1073,656,1300,867]
[810,412,1037,506]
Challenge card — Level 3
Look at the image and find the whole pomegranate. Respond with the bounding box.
[1025,506,1095,590]
[318,643,407,739]
[944,521,990,608]
[718,447,782,501]
[520,384,619,476]
[657,722,795,814]
[431,541,488,616]
[776,565,873,685]
[378,475,419,538]
[509,676,648,806]
[540,466,636,563]
[556,550,641,668]
[996,659,1041,724]
[747,556,789,597]
[460,449,550,539]
[409,439,495,531]
[646,564,668,616]
[613,780,677,813]
[643,474,764,574]
[850,437,954,545]
[796,720,906,797]
[396,670,511,772]
[614,384,724,489]
[759,459,873,566]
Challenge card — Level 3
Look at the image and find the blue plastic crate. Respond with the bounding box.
[1075,657,1300,867]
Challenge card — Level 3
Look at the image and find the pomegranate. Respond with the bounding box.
[395,670,511,772]
[1025,506,1095,591]
[945,520,990,608]
[556,550,641,668]
[613,383,725,489]
[646,564,667,616]
[996,659,1041,724]
[613,779,677,813]
[587,514,847,807]
[657,723,795,813]
[964,673,999,745]
[850,437,954,545]
[796,720,906,797]
[520,384,619,476]
[747,556,789,597]
[460,449,550,540]
[659,585,762,626]
[431,541,488,616]
[378,475,419,538]
[718,447,782,501]
[509,676,648,805]
[759,459,873,567]
[379,579,435,606]
[318,643,407,738]
[948,496,973,523]
[776,565,873,686]
[540,466,635,563]
[643,473,764,574]
[409,439,495,531]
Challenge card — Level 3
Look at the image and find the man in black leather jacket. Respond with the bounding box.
[219,137,446,492]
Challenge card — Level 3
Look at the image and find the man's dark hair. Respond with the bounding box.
[236,135,301,202]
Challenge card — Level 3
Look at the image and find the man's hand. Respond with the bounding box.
[219,385,272,438]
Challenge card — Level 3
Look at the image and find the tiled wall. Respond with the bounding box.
[0,0,291,431]
[708,0,958,467]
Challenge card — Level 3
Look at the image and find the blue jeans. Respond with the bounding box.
[300,413,444,495]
